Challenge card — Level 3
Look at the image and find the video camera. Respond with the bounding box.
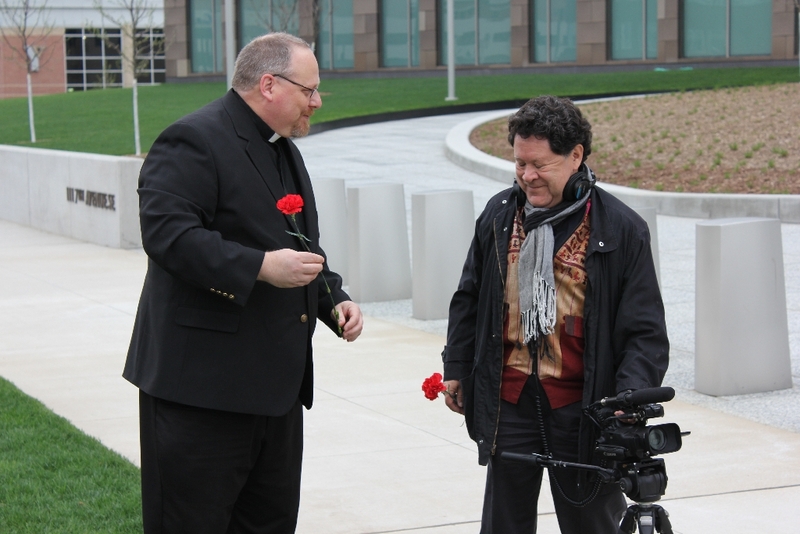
[502,386,689,533]
[586,386,683,463]
[583,386,686,503]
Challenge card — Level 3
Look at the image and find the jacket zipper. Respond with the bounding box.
[490,216,505,456]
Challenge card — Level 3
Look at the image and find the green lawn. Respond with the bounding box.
[0,377,142,533]
[0,66,796,155]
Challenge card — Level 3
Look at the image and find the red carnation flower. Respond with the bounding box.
[422,372,447,401]
[276,194,341,335]
[276,194,304,215]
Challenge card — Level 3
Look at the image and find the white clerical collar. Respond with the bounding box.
[268,132,281,143]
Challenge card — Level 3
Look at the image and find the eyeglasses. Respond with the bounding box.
[271,73,318,99]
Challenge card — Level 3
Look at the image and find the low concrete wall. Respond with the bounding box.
[0,146,143,248]
[446,109,800,223]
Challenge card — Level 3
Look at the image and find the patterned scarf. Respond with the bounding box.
[518,192,590,348]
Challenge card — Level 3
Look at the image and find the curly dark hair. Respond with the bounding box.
[507,95,592,162]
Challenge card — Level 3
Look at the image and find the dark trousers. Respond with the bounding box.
[139,391,304,534]
[480,394,626,534]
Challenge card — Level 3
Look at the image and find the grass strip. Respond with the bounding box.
[0,66,796,155]
[0,376,142,533]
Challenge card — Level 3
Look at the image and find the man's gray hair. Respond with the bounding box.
[231,32,311,92]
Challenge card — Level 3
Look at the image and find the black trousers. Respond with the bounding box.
[480,391,626,534]
[139,391,304,534]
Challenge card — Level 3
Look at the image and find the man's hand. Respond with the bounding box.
[258,249,324,288]
[443,379,464,415]
[335,300,363,342]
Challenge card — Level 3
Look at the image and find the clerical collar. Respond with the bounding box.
[231,89,281,144]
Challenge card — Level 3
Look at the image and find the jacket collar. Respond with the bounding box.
[222,90,286,205]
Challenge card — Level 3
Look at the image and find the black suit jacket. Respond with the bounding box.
[124,90,348,416]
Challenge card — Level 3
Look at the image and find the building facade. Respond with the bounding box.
[0,0,164,98]
[2,0,798,98]
[163,0,799,80]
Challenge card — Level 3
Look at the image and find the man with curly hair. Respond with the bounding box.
[441,95,669,533]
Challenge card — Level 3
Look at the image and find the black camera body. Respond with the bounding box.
[584,387,685,503]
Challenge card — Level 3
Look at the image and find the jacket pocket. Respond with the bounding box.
[174,306,240,333]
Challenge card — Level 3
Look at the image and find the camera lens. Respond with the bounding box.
[648,428,667,451]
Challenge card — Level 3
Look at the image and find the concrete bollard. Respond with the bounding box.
[412,190,474,320]
[313,178,348,285]
[347,183,412,303]
[695,218,792,396]
[631,206,661,287]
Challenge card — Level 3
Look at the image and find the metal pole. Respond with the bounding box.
[225,0,236,90]
[446,0,457,101]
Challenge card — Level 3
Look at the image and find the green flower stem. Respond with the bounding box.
[286,215,342,335]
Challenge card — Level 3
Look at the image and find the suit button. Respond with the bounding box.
[300,314,308,323]
[228,294,235,300]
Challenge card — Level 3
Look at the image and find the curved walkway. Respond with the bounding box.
[0,110,798,533]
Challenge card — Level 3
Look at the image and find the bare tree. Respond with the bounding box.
[0,0,54,143]
[93,0,164,155]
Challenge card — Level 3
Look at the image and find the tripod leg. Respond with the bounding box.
[618,505,638,534]
[655,505,673,534]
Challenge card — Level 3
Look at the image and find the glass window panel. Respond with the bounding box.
[730,0,771,55]
[410,0,419,66]
[646,0,657,59]
[107,36,122,53]
[381,0,410,67]
[66,59,83,70]
[531,0,548,62]
[240,0,270,45]
[478,0,510,64]
[318,0,332,69]
[67,73,85,85]
[85,59,103,70]
[272,0,299,34]
[317,0,353,70]
[65,36,83,57]
[84,35,104,57]
[240,0,299,47]
[550,0,576,62]
[611,0,643,60]
[190,0,223,73]
[683,0,726,57]
[440,0,477,65]
[332,0,353,68]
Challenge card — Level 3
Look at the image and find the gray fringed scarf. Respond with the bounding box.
[518,194,590,348]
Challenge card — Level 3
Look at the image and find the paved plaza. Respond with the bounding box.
[0,111,799,533]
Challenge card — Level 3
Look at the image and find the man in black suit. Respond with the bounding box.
[124,32,363,533]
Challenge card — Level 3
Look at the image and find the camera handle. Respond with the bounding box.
[501,452,617,483]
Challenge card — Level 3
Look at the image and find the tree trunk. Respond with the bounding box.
[26,72,36,143]
[133,79,141,156]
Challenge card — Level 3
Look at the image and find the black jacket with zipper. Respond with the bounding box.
[442,184,669,466]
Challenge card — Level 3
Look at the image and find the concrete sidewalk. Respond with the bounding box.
[1,110,799,533]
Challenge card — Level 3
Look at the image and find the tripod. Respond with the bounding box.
[501,453,676,534]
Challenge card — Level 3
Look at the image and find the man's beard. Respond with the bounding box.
[290,115,311,138]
